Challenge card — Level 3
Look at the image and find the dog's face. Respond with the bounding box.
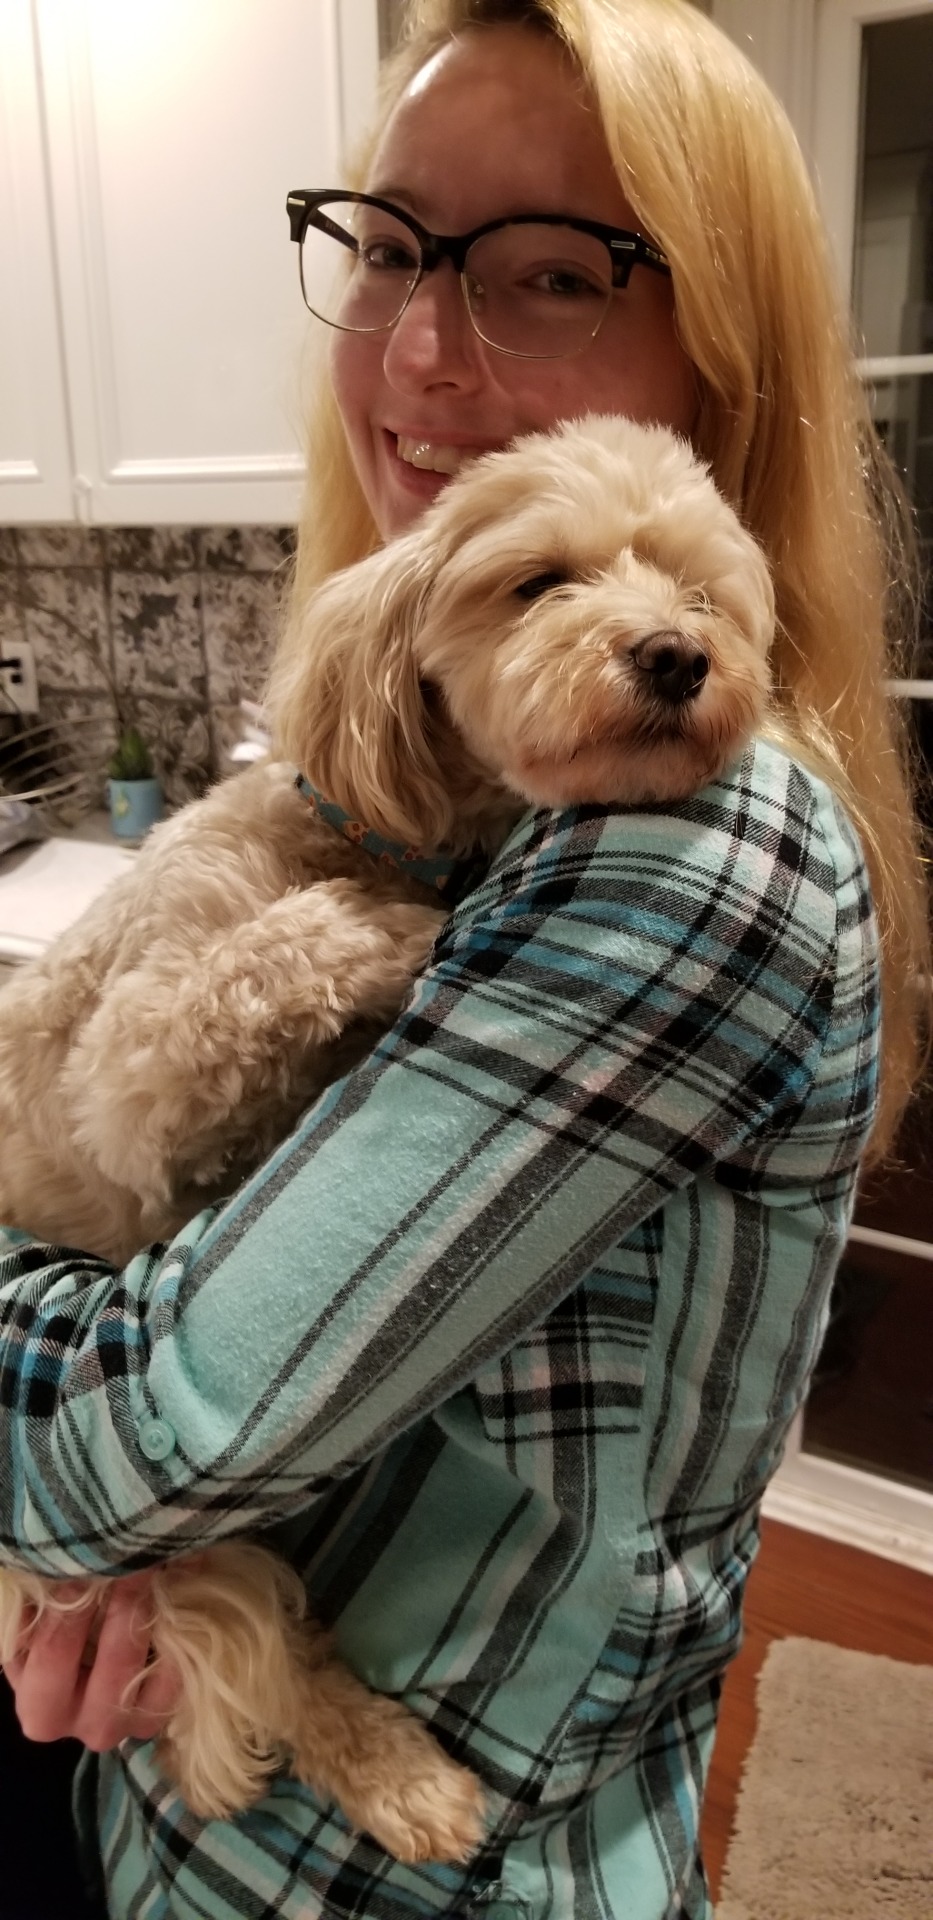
[271,414,774,852]
[413,414,774,808]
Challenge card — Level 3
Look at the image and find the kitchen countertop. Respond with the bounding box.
[0,811,139,964]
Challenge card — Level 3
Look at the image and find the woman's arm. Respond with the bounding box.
[0,743,876,1574]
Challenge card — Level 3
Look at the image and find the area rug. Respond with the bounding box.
[716,1636,933,1919]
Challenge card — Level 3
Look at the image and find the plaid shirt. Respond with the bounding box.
[0,738,879,1920]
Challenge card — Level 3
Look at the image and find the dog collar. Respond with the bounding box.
[296,773,466,896]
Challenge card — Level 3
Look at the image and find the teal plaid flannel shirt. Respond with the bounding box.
[0,738,879,1920]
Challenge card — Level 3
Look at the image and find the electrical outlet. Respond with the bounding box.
[0,638,39,715]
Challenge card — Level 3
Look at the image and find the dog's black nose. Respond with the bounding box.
[631,630,710,703]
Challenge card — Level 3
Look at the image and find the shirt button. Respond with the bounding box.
[136,1415,176,1461]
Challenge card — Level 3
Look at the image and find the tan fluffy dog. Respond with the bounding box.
[0,415,773,1855]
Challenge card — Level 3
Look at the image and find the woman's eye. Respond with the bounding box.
[515,571,569,601]
[528,266,606,302]
[358,238,419,273]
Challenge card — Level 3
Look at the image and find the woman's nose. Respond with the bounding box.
[381,260,486,392]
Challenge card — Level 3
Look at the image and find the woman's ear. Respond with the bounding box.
[267,530,457,849]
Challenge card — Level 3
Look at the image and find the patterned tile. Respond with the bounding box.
[0,573,27,655]
[110,571,206,704]
[201,571,281,706]
[196,526,295,572]
[20,569,112,696]
[132,696,214,808]
[16,527,105,568]
[209,702,274,777]
[36,691,213,811]
[8,525,303,817]
[22,689,117,819]
[39,688,117,765]
[103,527,198,572]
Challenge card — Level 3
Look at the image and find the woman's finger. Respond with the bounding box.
[119,1646,182,1742]
[9,1588,99,1742]
[72,1575,172,1752]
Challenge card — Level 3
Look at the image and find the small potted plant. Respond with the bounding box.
[107,723,164,839]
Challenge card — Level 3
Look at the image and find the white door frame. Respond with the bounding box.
[812,0,933,297]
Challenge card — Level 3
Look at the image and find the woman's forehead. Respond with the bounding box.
[367,27,636,231]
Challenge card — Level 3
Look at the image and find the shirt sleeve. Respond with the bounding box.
[0,746,863,1575]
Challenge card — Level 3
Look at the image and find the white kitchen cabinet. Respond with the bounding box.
[0,0,74,520]
[0,0,379,526]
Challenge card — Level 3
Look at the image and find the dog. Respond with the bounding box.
[0,414,774,1854]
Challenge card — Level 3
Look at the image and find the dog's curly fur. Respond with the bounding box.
[0,416,773,1854]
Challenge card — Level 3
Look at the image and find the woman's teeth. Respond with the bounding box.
[396,436,470,475]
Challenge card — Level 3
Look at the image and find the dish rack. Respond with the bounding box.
[0,702,95,831]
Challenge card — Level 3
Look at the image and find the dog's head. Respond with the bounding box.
[270,414,773,852]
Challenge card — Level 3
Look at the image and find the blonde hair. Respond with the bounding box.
[278,0,930,1159]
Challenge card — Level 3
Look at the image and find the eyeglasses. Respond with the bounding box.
[286,189,671,361]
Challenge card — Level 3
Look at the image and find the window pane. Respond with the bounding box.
[867,369,933,665]
[803,1233,933,1494]
[853,14,933,360]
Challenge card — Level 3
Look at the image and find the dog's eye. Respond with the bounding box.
[684,588,714,616]
[514,571,569,602]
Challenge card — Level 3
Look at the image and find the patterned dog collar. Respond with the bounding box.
[296,773,464,894]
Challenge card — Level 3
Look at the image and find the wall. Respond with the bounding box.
[0,524,292,809]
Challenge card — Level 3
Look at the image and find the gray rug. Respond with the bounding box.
[717,1636,933,1919]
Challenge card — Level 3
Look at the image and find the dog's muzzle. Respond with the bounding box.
[631,630,710,704]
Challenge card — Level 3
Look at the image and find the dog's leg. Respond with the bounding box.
[149,1543,485,1860]
[283,1654,487,1863]
[149,1543,318,1820]
[64,883,446,1220]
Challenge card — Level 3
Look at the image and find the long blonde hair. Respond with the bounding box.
[278,0,930,1159]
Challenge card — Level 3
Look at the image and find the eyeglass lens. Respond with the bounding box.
[300,200,616,358]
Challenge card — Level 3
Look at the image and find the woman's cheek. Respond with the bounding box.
[329,333,380,506]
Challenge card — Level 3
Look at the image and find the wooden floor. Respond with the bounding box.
[700,1518,933,1903]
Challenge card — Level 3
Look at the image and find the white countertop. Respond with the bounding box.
[0,814,137,962]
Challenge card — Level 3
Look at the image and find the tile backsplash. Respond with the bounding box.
[0,524,294,810]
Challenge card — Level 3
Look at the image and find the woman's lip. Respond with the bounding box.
[381,431,454,500]
[384,429,503,468]
[386,427,500,449]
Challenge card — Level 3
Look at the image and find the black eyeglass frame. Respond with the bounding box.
[286,189,672,352]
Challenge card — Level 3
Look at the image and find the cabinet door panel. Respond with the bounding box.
[36,0,378,524]
[0,0,73,521]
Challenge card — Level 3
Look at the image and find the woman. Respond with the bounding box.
[1,3,928,1916]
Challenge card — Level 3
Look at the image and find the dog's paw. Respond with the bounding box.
[352,1749,486,1864]
[332,1751,483,1866]
[288,1680,486,1862]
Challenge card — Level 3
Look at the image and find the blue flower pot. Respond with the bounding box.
[107,777,164,840]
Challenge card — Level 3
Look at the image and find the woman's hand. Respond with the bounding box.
[4,1573,180,1751]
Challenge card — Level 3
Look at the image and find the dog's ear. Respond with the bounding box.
[266,531,457,849]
